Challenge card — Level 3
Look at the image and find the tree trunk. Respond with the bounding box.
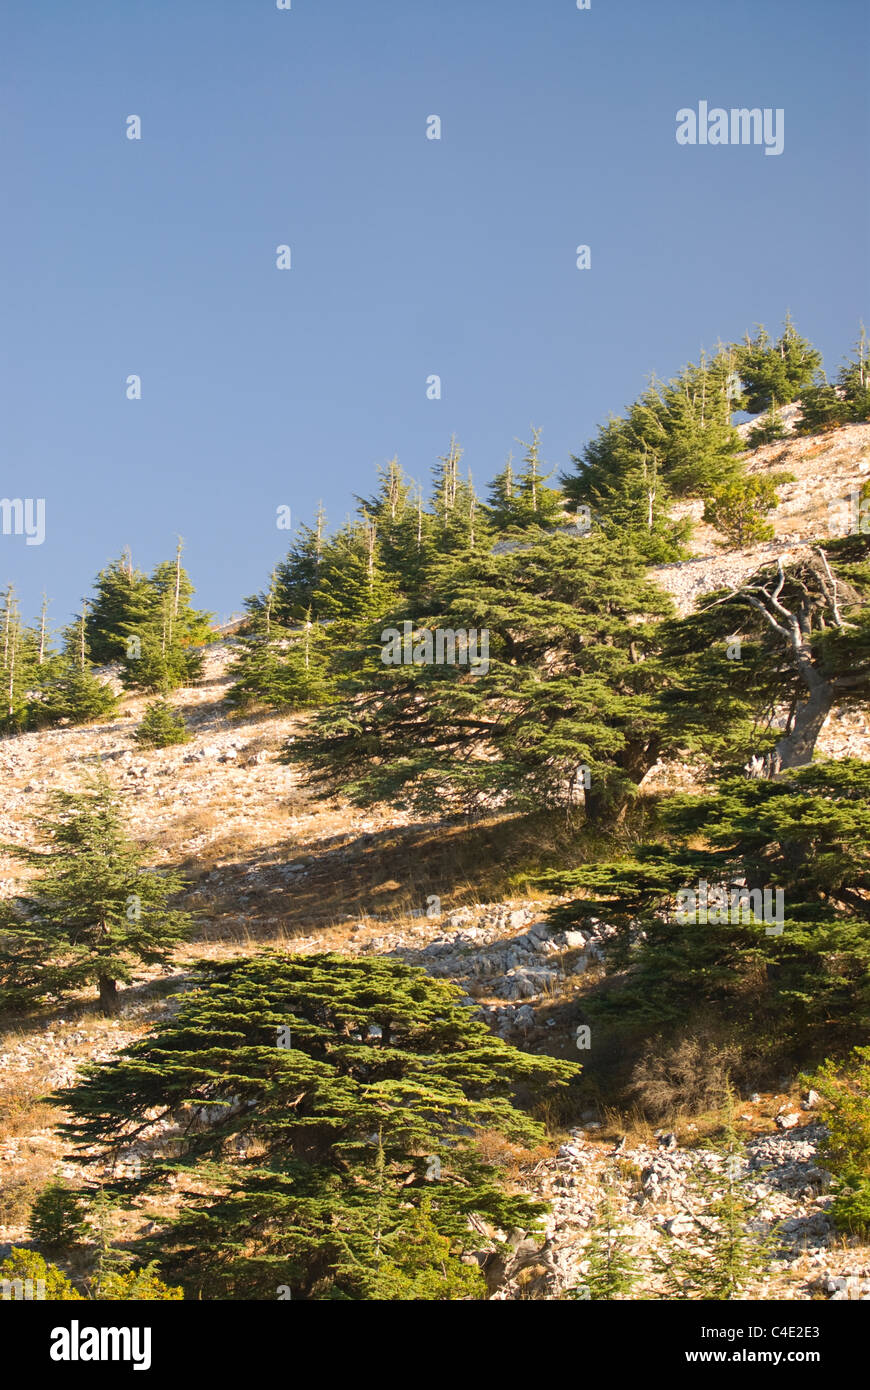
[98,975,119,1014]
[774,683,835,769]
[582,786,622,827]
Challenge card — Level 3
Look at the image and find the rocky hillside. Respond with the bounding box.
[655,418,870,615]
[1,422,869,1300]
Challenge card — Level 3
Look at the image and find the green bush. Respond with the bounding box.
[0,1248,82,1300]
[134,699,190,748]
[803,1047,870,1236]
[830,1177,870,1237]
[95,1265,184,1301]
[28,1180,90,1248]
[805,1047,870,1175]
[703,473,791,547]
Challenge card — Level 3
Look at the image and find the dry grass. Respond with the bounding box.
[473,1129,552,1182]
[0,1061,57,1140]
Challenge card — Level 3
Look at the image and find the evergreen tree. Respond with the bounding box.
[799,326,870,434]
[659,1096,774,1300]
[562,407,689,563]
[719,540,869,769]
[311,516,399,680]
[0,586,40,733]
[228,596,333,714]
[271,507,328,624]
[565,1181,639,1300]
[746,398,789,448]
[95,1265,185,1300]
[543,760,870,1063]
[657,353,744,496]
[351,1196,486,1301]
[119,541,212,694]
[561,349,746,557]
[288,533,676,822]
[30,602,118,727]
[427,438,490,561]
[134,699,190,749]
[314,518,396,628]
[355,459,432,598]
[735,315,822,414]
[81,1190,182,1299]
[32,661,119,727]
[271,613,334,709]
[28,1181,90,1248]
[837,324,870,422]
[83,550,153,663]
[487,431,563,531]
[228,569,291,709]
[0,775,192,1012]
[653,539,870,778]
[486,452,518,530]
[51,952,578,1300]
[797,377,850,434]
[331,1143,486,1301]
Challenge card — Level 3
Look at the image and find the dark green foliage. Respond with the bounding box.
[562,350,743,557]
[657,353,745,497]
[120,634,205,696]
[735,315,822,414]
[836,325,870,423]
[745,399,790,448]
[228,583,333,714]
[543,762,870,1063]
[797,380,853,434]
[313,519,398,647]
[355,461,433,599]
[32,659,119,727]
[0,586,42,733]
[52,952,578,1300]
[117,543,213,694]
[427,436,490,561]
[486,430,564,531]
[134,699,189,748]
[563,408,689,562]
[286,533,675,821]
[344,1193,487,1300]
[827,1177,870,1236]
[28,1180,90,1248]
[82,551,154,664]
[799,328,870,435]
[0,775,192,1012]
[0,590,118,732]
[269,507,328,624]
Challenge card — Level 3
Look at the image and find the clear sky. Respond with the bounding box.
[2,0,868,630]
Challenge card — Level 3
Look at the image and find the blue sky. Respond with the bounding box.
[2,0,868,629]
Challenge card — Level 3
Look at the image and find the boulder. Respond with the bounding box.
[776,1111,803,1130]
